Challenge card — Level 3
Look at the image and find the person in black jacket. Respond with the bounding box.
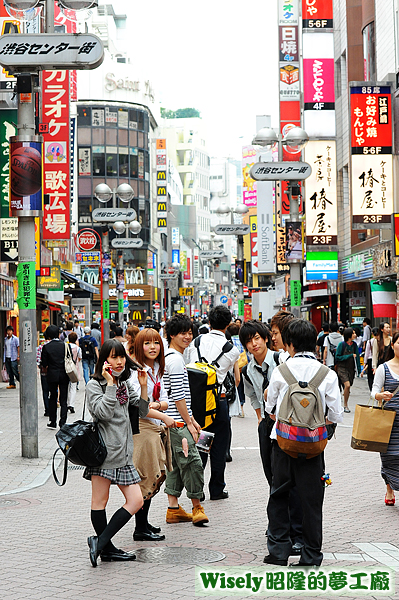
[41,325,70,429]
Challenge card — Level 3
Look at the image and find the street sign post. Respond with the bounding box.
[92,208,137,222]
[214,224,250,235]
[199,250,224,258]
[0,34,104,71]
[179,287,194,296]
[111,238,143,249]
[250,162,312,181]
[77,230,97,251]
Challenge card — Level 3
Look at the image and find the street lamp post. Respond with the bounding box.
[252,127,309,316]
[214,203,249,319]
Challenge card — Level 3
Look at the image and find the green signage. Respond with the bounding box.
[238,299,244,318]
[290,280,302,307]
[103,298,110,320]
[118,298,123,313]
[17,261,36,310]
[0,110,17,218]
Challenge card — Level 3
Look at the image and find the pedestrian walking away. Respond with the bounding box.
[335,327,361,413]
[371,331,399,506]
[40,325,70,429]
[81,326,99,384]
[3,325,19,389]
[130,328,177,542]
[66,332,82,414]
[84,339,150,567]
[36,329,51,416]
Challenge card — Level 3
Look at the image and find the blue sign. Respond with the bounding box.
[220,295,228,304]
[123,300,129,308]
[172,249,180,265]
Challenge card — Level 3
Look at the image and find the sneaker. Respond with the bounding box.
[192,504,209,526]
[166,505,193,524]
[68,407,75,413]
[47,422,57,429]
[6,385,16,389]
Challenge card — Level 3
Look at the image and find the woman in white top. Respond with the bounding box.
[130,328,176,541]
[67,332,82,413]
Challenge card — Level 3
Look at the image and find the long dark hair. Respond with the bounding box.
[93,339,136,382]
[378,322,389,360]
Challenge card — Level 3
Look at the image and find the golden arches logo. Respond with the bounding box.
[132,311,142,321]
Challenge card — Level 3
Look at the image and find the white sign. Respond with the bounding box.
[111,238,143,248]
[250,162,312,181]
[351,154,393,227]
[0,218,18,241]
[304,140,337,246]
[0,34,104,71]
[199,250,225,258]
[92,208,137,222]
[22,321,32,354]
[214,224,250,235]
[172,227,179,246]
[257,181,276,274]
[279,0,299,25]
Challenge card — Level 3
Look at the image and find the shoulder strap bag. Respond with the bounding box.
[64,342,79,383]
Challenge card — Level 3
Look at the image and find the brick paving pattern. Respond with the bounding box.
[0,376,398,599]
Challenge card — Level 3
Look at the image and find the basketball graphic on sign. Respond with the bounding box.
[10,145,42,197]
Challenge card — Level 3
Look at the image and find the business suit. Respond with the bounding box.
[41,339,69,427]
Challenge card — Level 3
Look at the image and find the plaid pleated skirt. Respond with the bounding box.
[83,465,141,485]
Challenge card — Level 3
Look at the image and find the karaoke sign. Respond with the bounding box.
[42,69,70,240]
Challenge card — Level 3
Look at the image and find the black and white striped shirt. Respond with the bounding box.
[164,349,192,420]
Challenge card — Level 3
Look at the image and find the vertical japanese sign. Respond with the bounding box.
[0,110,16,217]
[304,140,337,246]
[290,279,302,306]
[156,139,167,233]
[242,146,257,207]
[16,261,35,309]
[54,4,77,102]
[302,0,333,28]
[350,83,393,227]
[275,183,290,273]
[257,181,275,274]
[249,214,258,273]
[42,70,70,240]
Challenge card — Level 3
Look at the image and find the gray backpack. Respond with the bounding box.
[276,362,330,459]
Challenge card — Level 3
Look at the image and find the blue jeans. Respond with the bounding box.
[82,359,95,384]
[5,358,19,386]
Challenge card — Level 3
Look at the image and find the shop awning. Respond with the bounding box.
[61,270,97,294]
[48,300,69,312]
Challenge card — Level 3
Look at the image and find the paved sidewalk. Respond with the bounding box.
[0,375,398,599]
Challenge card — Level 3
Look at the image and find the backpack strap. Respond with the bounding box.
[278,362,298,386]
[309,364,330,388]
[194,335,203,361]
[241,364,252,386]
[211,341,234,368]
[273,351,280,365]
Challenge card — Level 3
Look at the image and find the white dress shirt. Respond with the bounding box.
[186,330,240,384]
[265,352,343,439]
[130,362,168,425]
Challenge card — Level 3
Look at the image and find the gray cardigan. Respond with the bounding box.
[85,376,149,469]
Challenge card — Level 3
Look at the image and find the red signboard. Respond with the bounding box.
[77,231,97,251]
[302,0,333,28]
[42,70,70,240]
[350,85,392,153]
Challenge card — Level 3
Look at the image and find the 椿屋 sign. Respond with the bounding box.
[350,83,393,228]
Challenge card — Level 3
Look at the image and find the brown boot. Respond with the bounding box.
[166,504,193,524]
[192,504,209,526]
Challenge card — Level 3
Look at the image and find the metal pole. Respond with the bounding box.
[289,182,301,317]
[102,227,110,341]
[117,250,124,327]
[45,0,55,34]
[237,234,244,320]
[15,76,39,458]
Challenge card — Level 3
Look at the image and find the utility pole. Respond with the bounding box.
[102,227,110,341]
[117,250,124,327]
[288,182,302,317]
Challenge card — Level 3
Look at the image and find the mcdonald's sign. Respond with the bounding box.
[157,202,167,216]
[157,186,167,196]
[157,170,167,181]
[157,217,167,234]
[132,310,142,321]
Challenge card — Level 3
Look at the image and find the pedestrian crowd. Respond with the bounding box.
[5,309,399,569]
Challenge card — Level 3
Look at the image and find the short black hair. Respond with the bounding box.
[322,322,330,332]
[285,319,317,353]
[45,325,60,340]
[372,327,379,336]
[143,319,161,332]
[239,320,271,349]
[209,305,232,330]
[6,325,13,332]
[363,317,371,325]
[164,314,193,344]
[114,326,123,337]
[344,327,354,342]
[91,322,99,329]
[330,321,339,332]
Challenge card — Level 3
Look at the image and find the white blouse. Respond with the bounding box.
[371,363,399,400]
[130,362,168,425]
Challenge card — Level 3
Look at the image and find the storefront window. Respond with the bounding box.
[107,153,118,176]
[130,148,138,178]
[93,146,105,176]
[119,149,129,176]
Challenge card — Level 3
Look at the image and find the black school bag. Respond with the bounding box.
[80,337,95,361]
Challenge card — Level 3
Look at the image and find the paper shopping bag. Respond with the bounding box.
[351,404,396,453]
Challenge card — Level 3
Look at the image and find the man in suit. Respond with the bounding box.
[41,325,70,429]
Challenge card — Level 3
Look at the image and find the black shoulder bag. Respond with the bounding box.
[51,388,107,487]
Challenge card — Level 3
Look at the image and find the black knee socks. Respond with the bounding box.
[97,507,133,553]
[134,498,151,533]
[90,509,117,552]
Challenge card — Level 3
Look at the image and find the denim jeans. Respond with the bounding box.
[5,358,19,386]
[82,359,95,384]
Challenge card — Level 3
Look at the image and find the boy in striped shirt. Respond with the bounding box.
[163,314,209,527]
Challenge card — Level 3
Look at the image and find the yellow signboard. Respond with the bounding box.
[179,287,194,297]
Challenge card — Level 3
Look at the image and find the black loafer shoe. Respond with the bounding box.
[87,536,99,568]
[147,523,161,534]
[133,530,165,542]
[100,549,136,562]
[290,542,304,555]
[210,491,229,500]
[263,554,288,566]
[226,454,232,462]
[289,561,319,568]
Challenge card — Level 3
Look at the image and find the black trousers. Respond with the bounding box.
[48,378,69,427]
[201,398,229,498]
[267,442,325,565]
[40,374,50,413]
[367,358,374,391]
